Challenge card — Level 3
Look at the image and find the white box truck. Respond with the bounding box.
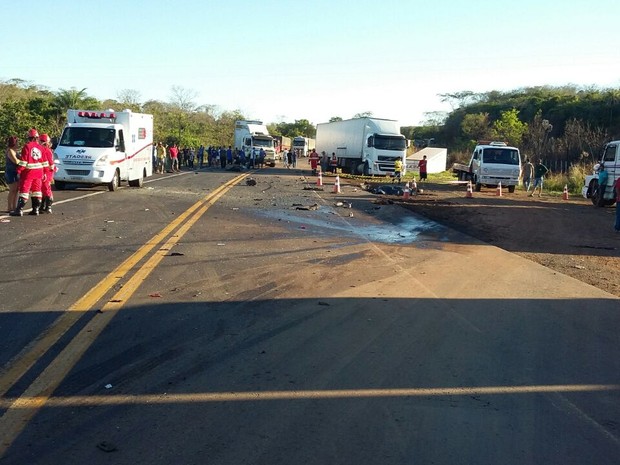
[234,120,276,167]
[582,140,619,206]
[315,118,407,176]
[54,109,153,191]
[452,141,521,192]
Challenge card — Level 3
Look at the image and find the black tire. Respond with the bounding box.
[508,185,515,193]
[108,170,120,191]
[591,180,606,207]
[128,170,145,188]
[474,177,482,192]
[54,181,66,191]
[363,161,370,176]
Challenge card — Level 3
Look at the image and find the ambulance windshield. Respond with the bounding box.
[60,127,116,148]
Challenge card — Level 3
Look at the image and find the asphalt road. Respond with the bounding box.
[0,165,619,464]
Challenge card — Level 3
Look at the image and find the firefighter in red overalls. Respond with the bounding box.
[11,128,47,216]
[308,148,320,175]
[39,133,56,214]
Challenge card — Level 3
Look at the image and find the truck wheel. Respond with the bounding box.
[54,181,66,191]
[128,170,144,188]
[363,161,370,176]
[591,180,606,207]
[474,178,482,192]
[508,185,515,193]
[108,170,120,191]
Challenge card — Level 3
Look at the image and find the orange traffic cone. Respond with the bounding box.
[466,181,473,198]
[316,169,323,186]
[562,184,569,200]
[496,181,502,197]
[333,175,341,194]
[403,185,410,200]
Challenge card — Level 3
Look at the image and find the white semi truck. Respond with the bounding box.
[234,120,277,167]
[315,117,407,176]
[54,109,153,191]
[291,136,315,157]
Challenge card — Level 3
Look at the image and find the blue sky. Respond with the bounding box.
[2,0,620,126]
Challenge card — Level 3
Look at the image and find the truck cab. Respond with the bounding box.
[470,142,521,192]
[234,120,277,167]
[582,140,619,206]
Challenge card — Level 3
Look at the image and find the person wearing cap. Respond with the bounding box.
[39,134,55,213]
[5,136,20,213]
[11,128,48,216]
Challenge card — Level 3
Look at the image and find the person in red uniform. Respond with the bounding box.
[11,128,48,216]
[39,133,56,214]
[418,155,428,181]
[308,148,320,175]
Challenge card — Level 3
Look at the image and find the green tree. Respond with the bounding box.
[491,109,527,147]
[461,113,492,143]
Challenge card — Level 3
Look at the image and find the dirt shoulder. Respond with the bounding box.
[357,179,620,298]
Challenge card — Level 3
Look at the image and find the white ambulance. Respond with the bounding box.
[54,109,153,191]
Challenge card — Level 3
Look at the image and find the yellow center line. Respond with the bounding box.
[0,173,248,456]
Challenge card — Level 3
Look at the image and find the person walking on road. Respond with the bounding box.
[521,157,534,192]
[11,128,47,216]
[530,159,549,197]
[169,143,179,172]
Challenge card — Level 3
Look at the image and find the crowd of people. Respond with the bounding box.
[152,143,273,173]
[4,129,56,216]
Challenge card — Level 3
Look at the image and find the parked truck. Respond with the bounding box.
[452,141,521,192]
[582,140,619,206]
[54,109,153,191]
[234,120,276,167]
[291,136,315,157]
[315,118,407,176]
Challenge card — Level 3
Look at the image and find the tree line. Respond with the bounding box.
[3,78,618,172]
[404,85,620,167]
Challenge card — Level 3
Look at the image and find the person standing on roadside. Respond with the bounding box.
[156,142,166,173]
[530,159,549,197]
[393,158,403,183]
[308,148,320,175]
[613,177,620,232]
[38,134,55,213]
[521,157,534,193]
[329,152,337,173]
[11,128,47,216]
[5,136,20,213]
[169,143,179,172]
[418,155,428,181]
[597,163,608,200]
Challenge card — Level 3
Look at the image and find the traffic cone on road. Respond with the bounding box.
[562,184,569,200]
[466,181,473,198]
[333,175,341,194]
[496,182,503,197]
[403,184,410,200]
[316,169,323,186]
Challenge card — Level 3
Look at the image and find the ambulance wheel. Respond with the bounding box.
[128,170,144,188]
[54,181,66,191]
[108,171,120,191]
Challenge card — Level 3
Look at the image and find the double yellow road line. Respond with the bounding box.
[0,173,248,456]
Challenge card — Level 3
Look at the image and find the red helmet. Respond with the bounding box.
[28,128,39,139]
[39,133,50,143]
